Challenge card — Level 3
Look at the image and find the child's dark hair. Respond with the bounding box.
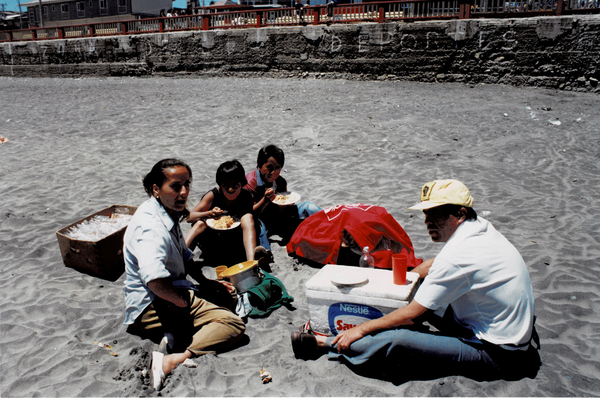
[143,158,192,197]
[216,160,248,187]
[257,145,285,168]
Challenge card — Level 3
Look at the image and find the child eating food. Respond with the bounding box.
[186,160,269,266]
[245,145,322,246]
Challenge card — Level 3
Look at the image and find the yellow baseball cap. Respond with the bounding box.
[407,179,474,210]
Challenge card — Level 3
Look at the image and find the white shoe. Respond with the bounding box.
[151,351,165,390]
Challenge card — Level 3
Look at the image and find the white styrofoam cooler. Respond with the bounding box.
[306,264,420,336]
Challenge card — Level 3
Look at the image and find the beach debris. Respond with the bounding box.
[542,107,552,111]
[93,341,118,357]
[548,120,561,126]
[503,113,508,117]
[0,136,9,144]
[260,368,273,384]
[481,210,492,217]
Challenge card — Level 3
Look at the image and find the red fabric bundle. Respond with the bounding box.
[286,204,422,269]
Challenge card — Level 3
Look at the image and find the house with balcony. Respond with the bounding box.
[23,0,173,27]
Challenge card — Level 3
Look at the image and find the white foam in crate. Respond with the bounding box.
[306,264,420,336]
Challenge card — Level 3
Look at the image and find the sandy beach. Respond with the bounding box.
[1,76,599,396]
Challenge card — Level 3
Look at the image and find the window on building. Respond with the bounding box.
[61,3,69,19]
[118,0,127,13]
[51,5,56,11]
[100,0,108,15]
[77,1,85,17]
[42,6,48,16]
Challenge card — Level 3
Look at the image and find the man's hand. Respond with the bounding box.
[412,257,435,279]
[330,301,430,354]
[331,326,365,353]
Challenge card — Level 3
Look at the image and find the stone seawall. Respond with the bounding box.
[1,15,599,91]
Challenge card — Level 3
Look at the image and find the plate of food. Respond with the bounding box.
[272,191,301,206]
[206,215,241,230]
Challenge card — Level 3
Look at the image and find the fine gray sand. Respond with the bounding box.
[1,76,599,396]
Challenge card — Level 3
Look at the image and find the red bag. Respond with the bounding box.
[286,204,422,269]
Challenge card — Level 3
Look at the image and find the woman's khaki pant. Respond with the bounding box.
[131,282,245,356]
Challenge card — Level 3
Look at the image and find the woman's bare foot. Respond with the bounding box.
[162,350,193,375]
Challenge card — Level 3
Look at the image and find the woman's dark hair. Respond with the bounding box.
[438,204,478,221]
[257,145,285,168]
[216,160,247,187]
[143,158,192,197]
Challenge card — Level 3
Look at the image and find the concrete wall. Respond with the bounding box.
[2,15,599,92]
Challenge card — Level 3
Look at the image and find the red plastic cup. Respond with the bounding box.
[392,252,407,285]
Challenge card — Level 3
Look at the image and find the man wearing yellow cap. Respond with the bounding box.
[292,180,540,381]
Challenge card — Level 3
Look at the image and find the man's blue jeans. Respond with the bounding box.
[326,326,539,381]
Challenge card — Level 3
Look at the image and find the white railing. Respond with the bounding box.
[95,22,122,36]
[211,11,258,27]
[64,25,90,38]
[35,28,60,39]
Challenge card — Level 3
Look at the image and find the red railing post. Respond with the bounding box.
[89,24,95,37]
[313,8,319,25]
[459,0,472,18]
[159,21,164,33]
[556,0,564,15]
[122,22,127,35]
[57,26,64,39]
[31,29,37,41]
[202,14,209,30]
[379,6,385,23]
[256,11,262,28]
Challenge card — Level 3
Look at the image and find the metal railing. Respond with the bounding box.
[472,0,600,14]
[0,0,598,43]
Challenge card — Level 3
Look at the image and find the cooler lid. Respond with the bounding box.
[305,264,419,301]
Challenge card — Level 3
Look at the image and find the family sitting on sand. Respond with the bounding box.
[122,145,322,390]
[122,152,540,390]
